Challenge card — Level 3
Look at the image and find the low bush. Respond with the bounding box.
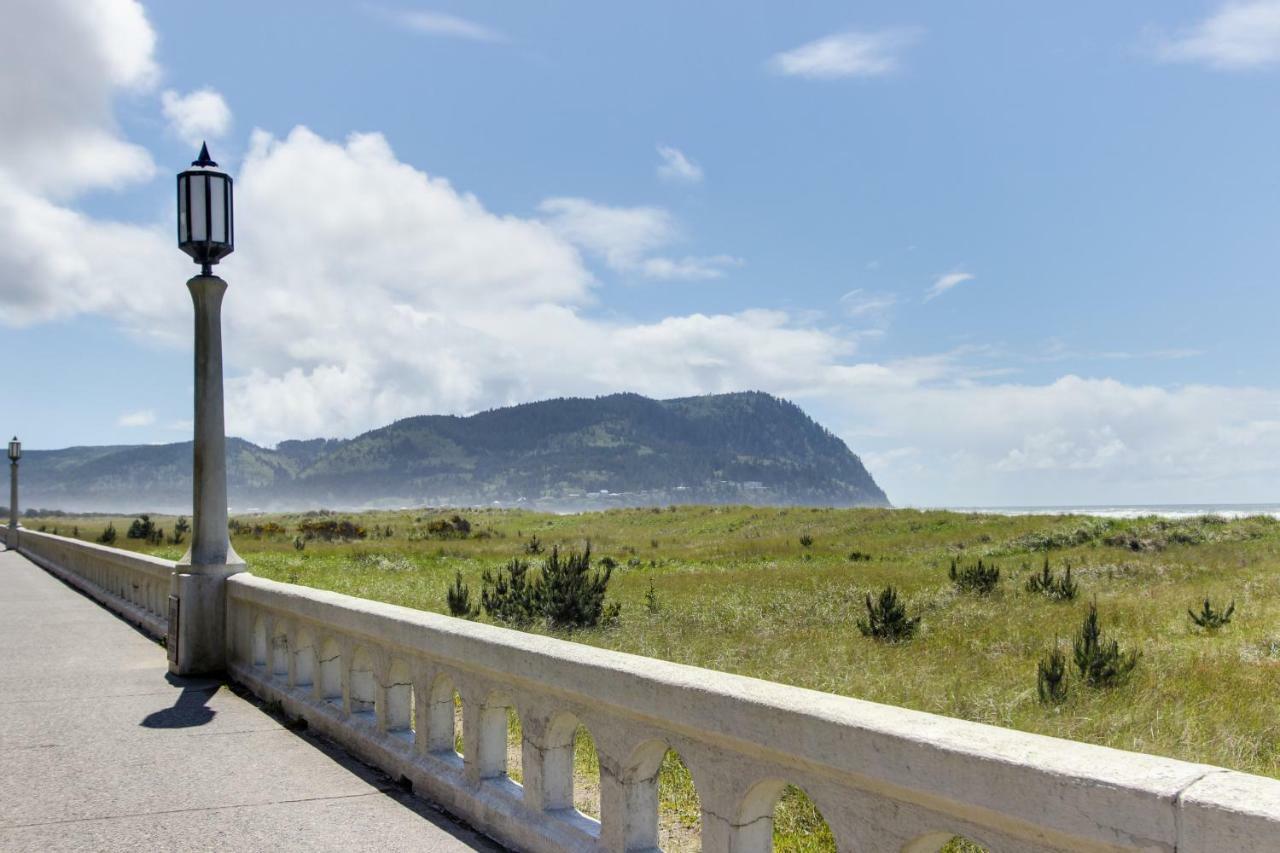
[1188,597,1235,630]
[858,585,919,642]
[1037,641,1068,705]
[98,522,117,544]
[127,515,156,541]
[847,550,873,562]
[481,545,619,630]
[1073,599,1139,688]
[297,518,367,541]
[950,558,1000,595]
[1025,558,1078,601]
[447,571,478,619]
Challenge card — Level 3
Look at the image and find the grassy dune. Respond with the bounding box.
[27,506,1280,849]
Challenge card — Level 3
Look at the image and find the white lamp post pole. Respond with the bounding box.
[170,144,244,675]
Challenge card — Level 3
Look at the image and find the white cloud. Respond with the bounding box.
[1155,0,1280,70]
[118,410,156,427]
[383,9,505,42]
[770,29,919,79]
[538,196,740,281]
[656,145,703,183]
[8,0,1280,506]
[840,289,896,320]
[0,0,157,196]
[161,88,232,147]
[925,271,974,301]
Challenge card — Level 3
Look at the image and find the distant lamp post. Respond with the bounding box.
[6,437,18,549]
[171,142,244,676]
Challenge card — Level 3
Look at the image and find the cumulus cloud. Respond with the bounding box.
[381,9,505,42]
[6,0,1280,506]
[0,0,157,196]
[770,29,919,79]
[538,196,740,281]
[656,145,703,183]
[118,410,156,427]
[161,88,232,147]
[1154,0,1280,70]
[925,271,974,301]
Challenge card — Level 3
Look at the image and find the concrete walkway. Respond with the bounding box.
[0,548,500,852]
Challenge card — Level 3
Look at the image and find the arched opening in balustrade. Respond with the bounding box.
[477,691,522,787]
[737,780,836,853]
[904,833,991,853]
[425,674,463,757]
[293,628,316,689]
[535,712,601,821]
[385,658,414,744]
[271,622,289,681]
[349,646,377,722]
[319,638,343,704]
[618,739,702,852]
[657,748,702,852]
[251,615,267,668]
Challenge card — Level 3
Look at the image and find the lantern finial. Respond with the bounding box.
[192,142,217,168]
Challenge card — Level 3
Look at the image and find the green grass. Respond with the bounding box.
[29,505,1280,850]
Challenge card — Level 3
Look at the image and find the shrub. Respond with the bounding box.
[297,518,367,541]
[447,571,478,619]
[950,558,1000,595]
[169,516,191,546]
[98,523,117,545]
[644,578,661,615]
[525,534,544,555]
[481,558,540,626]
[1025,558,1078,601]
[540,545,620,629]
[799,534,814,548]
[598,555,618,570]
[1073,599,1139,688]
[480,545,619,630]
[1188,597,1235,630]
[1037,642,1068,705]
[847,550,873,562]
[127,515,156,541]
[858,586,919,642]
[292,535,306,551]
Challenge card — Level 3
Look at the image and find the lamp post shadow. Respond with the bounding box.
[140,673,219,729]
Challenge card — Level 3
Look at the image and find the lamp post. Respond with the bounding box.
[170,142,244,675]
[6,437,18,549]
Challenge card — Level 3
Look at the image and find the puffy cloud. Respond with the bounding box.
[1155,0,1280,70]
[161,88,233,147]
[925,271,974,301]
[770,29,920,79]
[656,145,704,183]
[0,0,156,196]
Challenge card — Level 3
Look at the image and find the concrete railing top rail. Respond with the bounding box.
[11,526,1280,852]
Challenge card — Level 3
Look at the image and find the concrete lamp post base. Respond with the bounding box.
[170,560,244,675]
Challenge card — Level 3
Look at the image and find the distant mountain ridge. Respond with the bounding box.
[15,392,889,513]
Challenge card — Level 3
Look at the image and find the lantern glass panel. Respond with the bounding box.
[210,175,227,243]
[178,175,188,241]
[190,175,207,242]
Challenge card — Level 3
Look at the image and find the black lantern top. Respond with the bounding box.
[7,436,19,462]
[177,142,234,275]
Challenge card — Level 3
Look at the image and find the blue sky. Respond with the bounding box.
[2,1,1280,506]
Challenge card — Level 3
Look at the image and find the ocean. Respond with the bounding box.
[933,503,1280,520]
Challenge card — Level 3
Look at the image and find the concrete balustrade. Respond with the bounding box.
[10,528,1280,852]
[10,528,172,639]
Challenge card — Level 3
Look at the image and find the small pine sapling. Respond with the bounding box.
[858,585,919,642]
[799,534,814,548]
[950,558,1000,595]
[1037,641,1068,705]
[447,571,478,619]
[98,522,117,545]
[1188,597,1235,630]
[1072,598,1139,688]
[1026,558,1078,601]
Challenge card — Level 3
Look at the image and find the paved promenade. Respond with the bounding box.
[0,548,498,852]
